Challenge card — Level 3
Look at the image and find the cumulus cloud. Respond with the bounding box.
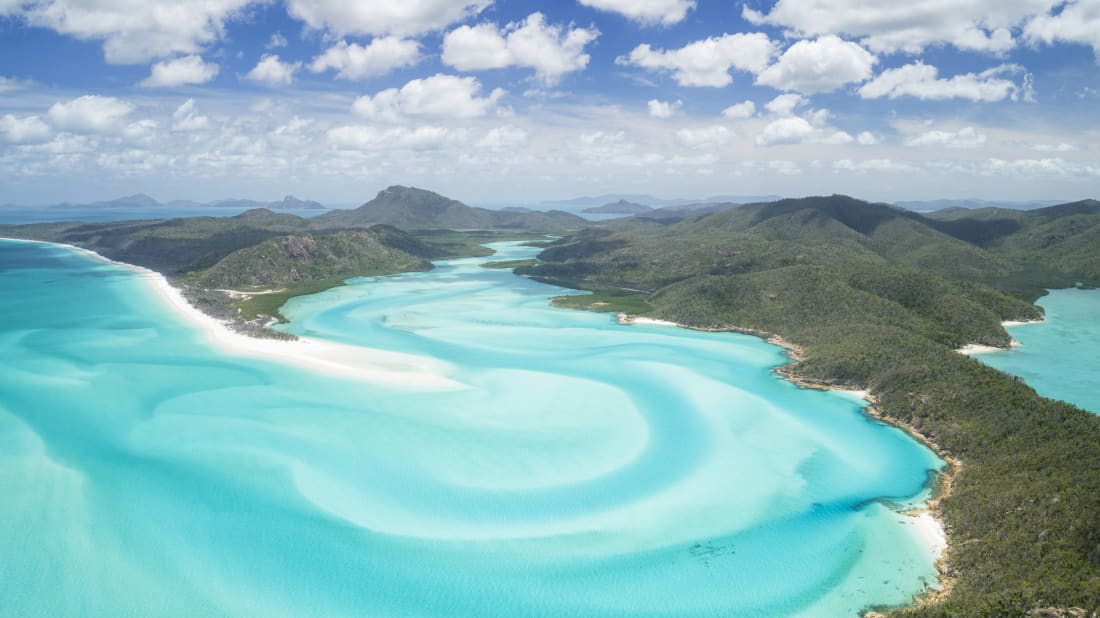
[245,54,302,86]
[905,126,987,148]
[310,37,420,80]
[11,0,253,64]
[0,114,52,143]
[1025,2,1100,57]
[743,0,1054,54]
[764,93,807,116]
[647,99,682,118]
[351,74,504,121]
[755,35,876,94]
[756,96,853,146]
[287,0,491,36]
[139,55,219,88]
[856,131,879,145]
[577,0,695,25]
[47,95,134,133]
[676,125,731,149]
[172,99,209,131]
[859,62,1030,101]
[722,100,756,119]
[616,33,776,87]
[442,13,598,85]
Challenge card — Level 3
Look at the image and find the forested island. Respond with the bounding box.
[3,187,1099,615]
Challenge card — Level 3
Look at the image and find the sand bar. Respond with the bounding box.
[4,238,466,391]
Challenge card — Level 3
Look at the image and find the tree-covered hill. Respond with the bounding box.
[312,185,589,232]
[523,195,1100,615]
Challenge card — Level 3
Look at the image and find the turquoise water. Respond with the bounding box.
[976,288,1100,414]
[1,239,943,616]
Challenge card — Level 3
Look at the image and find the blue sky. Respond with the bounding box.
[1,0,1098,205]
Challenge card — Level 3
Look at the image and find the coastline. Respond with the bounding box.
[3,238,465,391]
[618,311,955,611]
[957,318,1045,356]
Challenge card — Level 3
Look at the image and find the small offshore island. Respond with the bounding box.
[3,187,1100,616]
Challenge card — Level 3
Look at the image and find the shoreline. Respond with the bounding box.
[957,318,1045,356]
[4,238,465,391]
[619,311,956,611]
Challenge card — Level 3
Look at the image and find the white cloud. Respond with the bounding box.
[648,99,682,118]
[121,119,158,143]
[756,99,853,146]
[833,158,917,173]
[266,32,288,49]
[755,35,876,94]
[287,0,491,36]
[477,125,528,149]
[0,75,32,93]
[905,126,987,148]
[47,95,134,133]
[246,54,301,86]
[722,100,756,119]
[442,13,599,85]
[172,99,210,132]
[327,125,460,151]
[310,37,420,80]
[764,93,807,116]
[352,74,505,121]
[617,33,776,87]
[1025,2,1100,57]
[577,0,695,25]
[0,114,52,143]
[676,125,731,149]
[1031,143,1077,153]
[856,131,879,145]
[743,0,1056,54]
[859,62,1029,102]
[140,55,219,88]
[13,0,254,64]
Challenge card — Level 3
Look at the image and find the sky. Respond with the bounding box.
[1,0,1098,206]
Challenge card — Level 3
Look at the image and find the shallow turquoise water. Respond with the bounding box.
[976,288,1100,414]
[1,239,942,616]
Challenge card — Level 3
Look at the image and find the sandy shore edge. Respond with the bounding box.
[618,311,955,609]
[4,238,465,391]
[958,318,1045,355]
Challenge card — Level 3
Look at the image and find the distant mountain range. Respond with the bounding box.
[582,200,653,214]
[893,198,1065,212]
[540,193,783,209]
[14,193,328,211]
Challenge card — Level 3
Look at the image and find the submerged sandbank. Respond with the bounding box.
[4,239,465,391]
[616,310,951,602]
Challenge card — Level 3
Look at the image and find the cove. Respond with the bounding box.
[973,288,1100,415]
[1,238,943,616]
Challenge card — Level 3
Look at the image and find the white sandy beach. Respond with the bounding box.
[5,238,465,391]
[958,318,1044,355]
[908,510,948,560]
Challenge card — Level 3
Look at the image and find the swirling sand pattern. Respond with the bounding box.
[0,240,942,616]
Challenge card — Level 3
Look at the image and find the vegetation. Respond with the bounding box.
[0,191,575,332]
[481,258,538,269]
[526,195,1100,615]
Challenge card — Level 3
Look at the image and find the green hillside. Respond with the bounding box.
[525,195,1100,615]
[313,185,589,232]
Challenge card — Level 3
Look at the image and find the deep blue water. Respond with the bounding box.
[0,239,944,616]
